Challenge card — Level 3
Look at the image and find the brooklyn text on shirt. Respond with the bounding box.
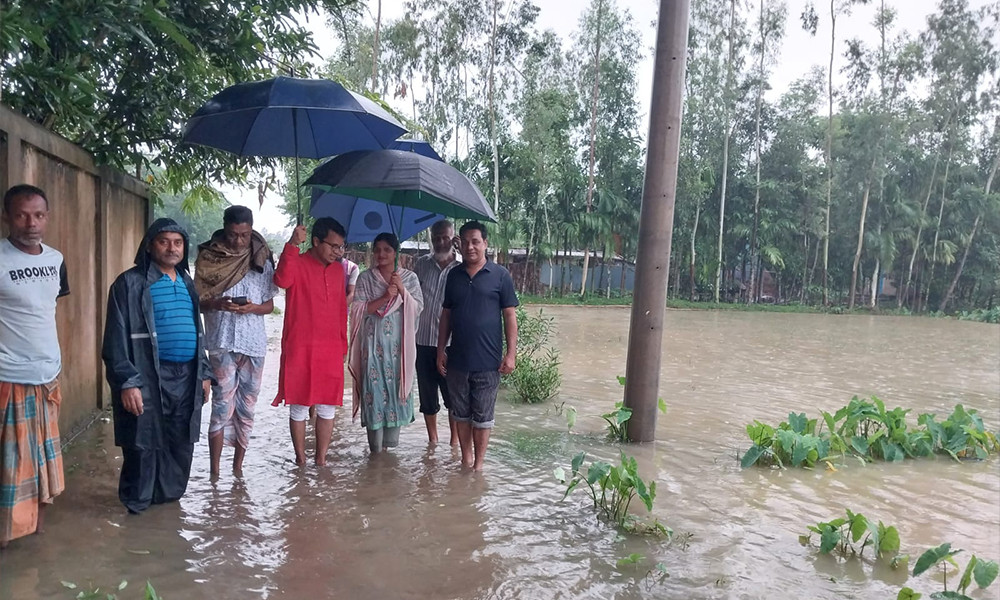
[7,265,61,284]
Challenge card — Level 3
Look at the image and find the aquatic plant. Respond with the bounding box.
[505,307,562,404]
[554,451,669,536]
[741,397,999,468]
[897,543,999,600]
[957,307,1000,323]
[742,413,830,468]
[800,509,903,565]
[602,401,634,442]
[61,580,162,599]
[601,377,667,442]
[918,405,1000,461]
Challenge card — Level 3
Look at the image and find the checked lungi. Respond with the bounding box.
[0,380,64,544]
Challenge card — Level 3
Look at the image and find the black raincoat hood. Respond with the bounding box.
[135,218,191,273]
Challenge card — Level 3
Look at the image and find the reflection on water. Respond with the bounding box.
[1,307,997,600]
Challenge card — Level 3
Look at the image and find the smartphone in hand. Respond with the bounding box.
[231,296,249,306]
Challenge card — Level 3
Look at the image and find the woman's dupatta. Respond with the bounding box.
[348,267,424,421]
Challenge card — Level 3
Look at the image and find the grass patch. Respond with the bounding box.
[519,293,631,306]
[519,294,968,318]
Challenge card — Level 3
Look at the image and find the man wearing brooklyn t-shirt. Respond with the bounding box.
[0,184,69,549]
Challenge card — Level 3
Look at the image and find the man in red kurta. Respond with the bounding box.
[272,218,348,466]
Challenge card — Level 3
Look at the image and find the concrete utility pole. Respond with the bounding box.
[622,0,690,442]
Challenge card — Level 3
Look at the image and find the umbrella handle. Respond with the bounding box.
[395,204,405,271]
[293,109,302,225]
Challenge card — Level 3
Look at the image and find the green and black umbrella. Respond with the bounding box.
[303,149,496,223]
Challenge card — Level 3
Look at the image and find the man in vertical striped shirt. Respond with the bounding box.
[413,220,461,445]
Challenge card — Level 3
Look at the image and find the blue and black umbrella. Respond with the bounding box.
[181,76,407,221]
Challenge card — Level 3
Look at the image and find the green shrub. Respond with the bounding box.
[958,307,1000,323]
[508,348,561,403]
[505,307,562,403]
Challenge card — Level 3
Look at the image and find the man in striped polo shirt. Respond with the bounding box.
[413,220,461,445]
[103,218,213,514]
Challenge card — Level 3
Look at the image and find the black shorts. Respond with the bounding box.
[416,345,450,415]
[445,369,500,429]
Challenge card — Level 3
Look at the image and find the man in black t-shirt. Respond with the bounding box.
[436,221,518,472]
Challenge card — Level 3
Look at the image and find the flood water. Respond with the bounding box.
[1,305,998,599]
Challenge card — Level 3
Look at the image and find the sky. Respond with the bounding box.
[225,0,980,235]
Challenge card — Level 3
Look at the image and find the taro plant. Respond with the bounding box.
[742,397,1000,469]
[919,405,1000,461]
[554,451,669,536]
[897,543,999,600]
[603,377,667,442]
[741,412,831,468]
[602,402,634,442]
[828,396,934,462]
[800,509,903,566]
[61,580,163,599]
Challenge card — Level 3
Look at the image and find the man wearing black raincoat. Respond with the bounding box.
[102,218,213,514]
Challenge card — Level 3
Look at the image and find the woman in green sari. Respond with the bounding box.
[348,233,424,453]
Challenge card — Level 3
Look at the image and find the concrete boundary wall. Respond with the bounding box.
[0,105,150,434]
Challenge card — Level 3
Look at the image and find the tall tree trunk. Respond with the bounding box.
[870,255,880,308]
[807,235,821,301]
[524,211,537,292]
[714,0,736,304]
[544,189,554,292]
[748,0,766,306]
[489,0,500,213]
[671,252,680,297]
[622,258,629,296]
[580,0,604,296]
[800,233,809,303]
[849,153,879,309]
[561,232,569,294]
[463,64,471,157]
[902,151,943,308]
[371,0,382,91]
[410,75,417,123]
[822,0,837,306]
[923,156,953,311]
[690,203,701,301]
[939,152,999,312]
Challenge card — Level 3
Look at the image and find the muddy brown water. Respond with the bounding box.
[1,305,997,599]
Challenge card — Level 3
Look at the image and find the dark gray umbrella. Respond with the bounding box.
[303,149,496,222]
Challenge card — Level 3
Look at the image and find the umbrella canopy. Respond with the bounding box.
[304,149,496,222]
[181,76,407,157]
[388,139,444,160]
[311,193,445,244]
[309,140,447,242]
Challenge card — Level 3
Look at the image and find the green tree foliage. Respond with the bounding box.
[0,0,361,199]
[268,0,999,313]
